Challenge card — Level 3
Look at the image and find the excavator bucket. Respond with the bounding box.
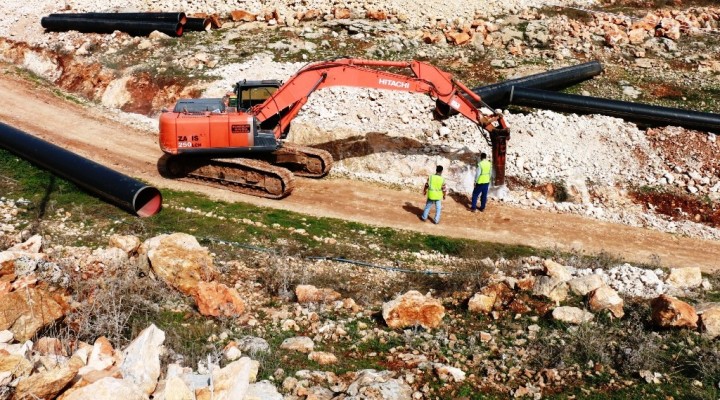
[490,128,511,187]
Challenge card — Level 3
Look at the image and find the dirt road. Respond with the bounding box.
[1,69,719,271]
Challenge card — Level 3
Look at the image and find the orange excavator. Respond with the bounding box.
[159,58,510,198]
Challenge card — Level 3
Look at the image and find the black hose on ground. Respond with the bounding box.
[184,17,211,32]
[48,12,187,24]
[508,87,720,133]
[41,16,183,36]
[471,61,604,109]
[0,122,162,217]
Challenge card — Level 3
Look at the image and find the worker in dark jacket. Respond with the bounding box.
[422,165,447,224]
[471,153,492,212]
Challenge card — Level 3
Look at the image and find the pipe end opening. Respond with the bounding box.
[134,186,163,217]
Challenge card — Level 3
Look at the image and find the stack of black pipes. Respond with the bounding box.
[470,61,720,133]
[41,12,211,37]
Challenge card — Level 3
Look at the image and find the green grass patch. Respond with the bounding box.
[0,146,554,263]
[6,67,84,105]
[129,310,228,369]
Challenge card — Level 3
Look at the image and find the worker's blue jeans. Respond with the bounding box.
[471,183,490,211]
[422,200,442,223]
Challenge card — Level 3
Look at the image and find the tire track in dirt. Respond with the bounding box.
[1,68,719,271]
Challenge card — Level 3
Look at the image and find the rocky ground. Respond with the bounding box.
[2,0,720,398]
[1,195,720,399]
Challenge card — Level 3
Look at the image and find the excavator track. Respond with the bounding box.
[158,155,295,199]
[268,144,333,178]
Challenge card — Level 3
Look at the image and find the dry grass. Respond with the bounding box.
[66,258,183,348]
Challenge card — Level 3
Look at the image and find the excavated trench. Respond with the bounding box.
[313,132,478,164]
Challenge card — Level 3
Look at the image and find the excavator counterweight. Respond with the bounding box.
[159,58,509,198]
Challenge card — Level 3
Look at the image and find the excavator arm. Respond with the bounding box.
[252,58,507,139]
[252,58,510,186]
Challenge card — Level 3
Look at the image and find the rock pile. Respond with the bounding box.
[3,0,720,244]
[0,323,272,399]
[0,225,718,398]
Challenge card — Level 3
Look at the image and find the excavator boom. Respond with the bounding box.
[252,58,507,140]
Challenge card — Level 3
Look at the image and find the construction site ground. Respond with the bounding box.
[3,66,718,272]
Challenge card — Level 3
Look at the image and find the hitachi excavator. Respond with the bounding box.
[159,58,510,198]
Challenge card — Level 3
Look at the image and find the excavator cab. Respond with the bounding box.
[234,80,282,111]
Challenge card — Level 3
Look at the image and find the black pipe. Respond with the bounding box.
[0,122,162,217]
[48,12,187,24]
[184,17,210,32]
[472,61,604,109]
[41,16,183,37]
[508,87,720,133]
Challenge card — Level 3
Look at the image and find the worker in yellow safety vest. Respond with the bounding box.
[422,165,447,224]
[471,152,492,212]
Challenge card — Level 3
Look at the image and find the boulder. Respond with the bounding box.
[604,25,628,47]
[698,304,720,339]
[633,13,660,30]
[0,289,67,341]
[236,336,270,357]
[365,10,387,20]
[162,375,193,400]
[0,234,46,276]
[79,336,115,376]
[308,351,337,365]
[551,306,594,324]
[120,324,165,395]
[280,336,314,353]
[223,342,242,361]
[7,234,42,253]
[532,276,568,302]
[567,275,605,296]
[588,286,624,318]
[230,10,256,22]
[61,377,146,400]
[148,31,171,40]
[666,267,702,289]
[34,337,67,356]
[295,285,341,304]
[525,21,550,46]
[543,259,572,282]
[651,294,698,329]
[108,235,141,254]
[468,282,512,314]
[0,353,32,380]
[467,293,495,314]
[446,31,471,45]
[245,381,283,400]
[628,28,648,44]
[0,330,12,343]
[144,233,218,296]
[334,8,351,19]
[382,290,445,330]
[346,369,412,400]
[434,363,466,382]
[658,17,681,40]
[209,357,258,400]
[15,356,83,400]
[193,281,245,317]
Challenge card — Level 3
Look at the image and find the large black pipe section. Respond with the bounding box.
[472,61,604,109]
[508,87,720,133]
[0,122,162,217]
[41,16,183,37]
[184,17,211,32]
[48,12,187,24]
